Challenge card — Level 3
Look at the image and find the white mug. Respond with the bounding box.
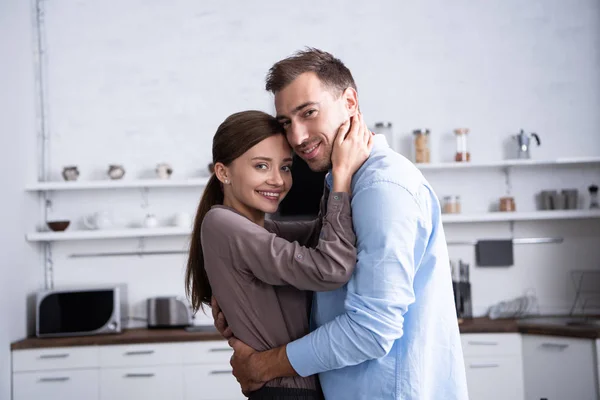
[83,211,113,230]
[143,214,158,228]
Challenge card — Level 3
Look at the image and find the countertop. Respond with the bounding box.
[12,317,600,351]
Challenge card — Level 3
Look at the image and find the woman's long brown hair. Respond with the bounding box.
[185,110,285,312]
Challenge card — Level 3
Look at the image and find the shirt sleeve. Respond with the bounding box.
[264,185,330,247]
[286,181,430,376]
[203,190,356,292]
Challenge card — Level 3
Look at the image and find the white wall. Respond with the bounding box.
[3,1,600,379]
[0,0,43,398]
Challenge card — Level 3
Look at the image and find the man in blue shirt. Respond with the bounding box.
[221,48,469,400]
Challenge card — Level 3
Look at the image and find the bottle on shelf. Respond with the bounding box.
[454,128,470,162]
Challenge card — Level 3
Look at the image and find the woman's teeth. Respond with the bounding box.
[258,191,280,199]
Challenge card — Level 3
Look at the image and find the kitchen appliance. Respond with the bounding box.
[36,285,127,338]
[451,260,472,319]
[147,296,192,328]
[512,129,541,159]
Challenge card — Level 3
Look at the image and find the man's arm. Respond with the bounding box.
[231,181,428,385]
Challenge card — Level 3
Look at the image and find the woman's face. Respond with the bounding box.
[223,134,293,220]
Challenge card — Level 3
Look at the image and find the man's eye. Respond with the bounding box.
[304,109,316,118]
[281,121,291,128]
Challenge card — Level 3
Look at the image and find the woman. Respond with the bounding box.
[185,110,371,400]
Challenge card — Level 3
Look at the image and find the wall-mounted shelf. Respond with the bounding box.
[415,157,600,171]
[26,227,191,242]
[26,210,600,242]
[25,177,210,191]
[441,209,600,223]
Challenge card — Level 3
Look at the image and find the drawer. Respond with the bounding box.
[99,343,182,367]
[181,340,233,365]
[12,346,99,372]
[464,356,524,400]
[99,366,183,400]
[13,368,99,400]
[461,333,522,357]
[183,364,244,400]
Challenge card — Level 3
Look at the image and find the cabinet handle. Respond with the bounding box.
[541,343,569,350]
[209,348,233,352]
[39,353,69,359]
[469,363,500,369]
[467,341,498,346]
[38,377,70,382]
[210,370,233,375]
[124,373,155,378]
[124,350,155,356]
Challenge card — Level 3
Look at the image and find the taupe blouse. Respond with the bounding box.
[201,189,356,390]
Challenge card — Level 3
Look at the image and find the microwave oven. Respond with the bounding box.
[35,285,128,338]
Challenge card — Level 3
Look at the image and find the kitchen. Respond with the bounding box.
[2,1,600,399]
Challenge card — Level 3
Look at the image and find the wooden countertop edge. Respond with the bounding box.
[11,319,599,350]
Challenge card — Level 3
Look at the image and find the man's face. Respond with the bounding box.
[274,72,352,172]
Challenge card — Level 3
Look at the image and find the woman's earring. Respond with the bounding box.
[224,179,229,184]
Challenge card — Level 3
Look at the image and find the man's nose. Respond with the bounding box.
[287,122,309,148]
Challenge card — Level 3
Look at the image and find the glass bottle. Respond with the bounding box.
[412,129,431,164]
[454,128,470,162]
[589,185,599,209]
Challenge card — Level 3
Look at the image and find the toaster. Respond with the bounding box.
[147,296,192,328]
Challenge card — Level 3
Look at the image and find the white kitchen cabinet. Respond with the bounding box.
[183,365,244,400]
[522,335,598,400]
[13,369,99,400]
[99,365,184,400]
[461,333,524,400]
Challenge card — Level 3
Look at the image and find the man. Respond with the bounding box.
[215,48,469,400]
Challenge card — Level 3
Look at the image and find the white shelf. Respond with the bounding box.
[26,210,600,241]
[442,209,600,223]
[25,177,210,191]
[26,227,192,242]
[416,156,600,171]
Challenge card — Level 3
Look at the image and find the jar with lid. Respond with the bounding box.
[412,129,431,164]
[454,128,470,162]
[373,122,394,149]
[443,195,461,214]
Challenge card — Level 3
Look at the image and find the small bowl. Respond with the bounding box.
[47,220,70,232]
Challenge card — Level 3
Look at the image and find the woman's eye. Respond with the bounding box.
[281,165,292,172]
[255,163,268,170]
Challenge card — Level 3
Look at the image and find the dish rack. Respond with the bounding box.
[569,270,600,315]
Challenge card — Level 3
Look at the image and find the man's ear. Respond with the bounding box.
[342,87,359,116]
[214,162,229,184]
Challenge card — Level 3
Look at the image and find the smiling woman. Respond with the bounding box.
[184,109,371,400]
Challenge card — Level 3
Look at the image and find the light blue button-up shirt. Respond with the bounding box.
[286,135,469,400]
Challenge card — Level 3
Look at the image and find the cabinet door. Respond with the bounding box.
[523,335,598,400]
[99,366,183,400]
[464,356,524,400]
[13,369,99,400]
[183,365,244,400]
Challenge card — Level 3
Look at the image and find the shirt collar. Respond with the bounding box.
[325,134,388,189]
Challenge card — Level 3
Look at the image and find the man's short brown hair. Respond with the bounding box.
[265,47,357,96]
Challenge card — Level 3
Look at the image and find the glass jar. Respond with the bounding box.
[499,196,516,212]
[443,195,461,214]
[454,128,470,162]
[413,129,431,164]
[374,122,394,150]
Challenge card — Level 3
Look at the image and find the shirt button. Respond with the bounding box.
[296,254,304,260]
[333,195,340,200]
